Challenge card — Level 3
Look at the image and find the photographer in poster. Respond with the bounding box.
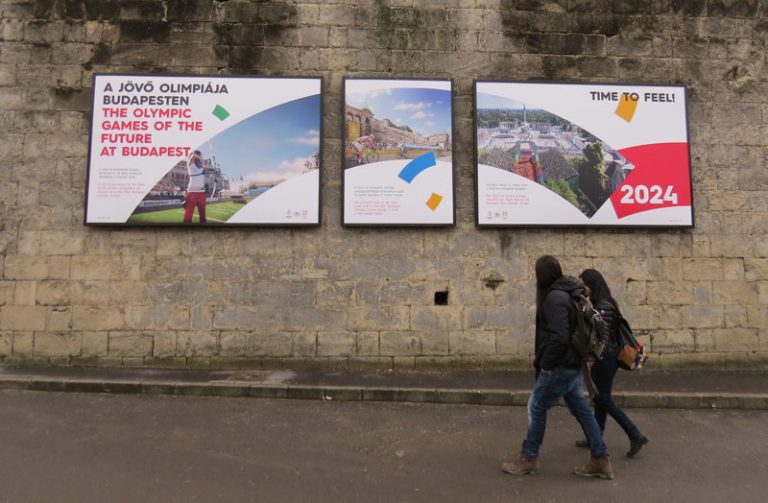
[183,150,207,224]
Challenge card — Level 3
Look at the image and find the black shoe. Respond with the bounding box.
[627,434,649,458]
[575,439,589,449]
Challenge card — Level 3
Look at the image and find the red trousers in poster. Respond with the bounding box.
[183,191,207,223]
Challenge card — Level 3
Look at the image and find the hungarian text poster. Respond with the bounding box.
[343,78,455,226]
[475,81,692,227]
[86,75,322,226]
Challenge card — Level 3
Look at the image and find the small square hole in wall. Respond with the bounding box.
[434,291,449,305]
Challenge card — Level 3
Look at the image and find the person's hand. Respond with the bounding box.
[541,368,552,374]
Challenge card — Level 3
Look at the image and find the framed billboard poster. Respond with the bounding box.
[85,74,322,226]
[475,81,693,227]
[343,78,455,226]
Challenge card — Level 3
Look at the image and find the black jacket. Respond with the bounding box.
[534,275,584,371]
[594,299,620,359]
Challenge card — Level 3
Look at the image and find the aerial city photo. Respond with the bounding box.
[476,94,635,218]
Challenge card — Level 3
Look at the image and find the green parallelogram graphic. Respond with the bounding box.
[212,105,230,121]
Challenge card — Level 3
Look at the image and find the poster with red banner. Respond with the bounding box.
[85,74,321,226]
[475,81,693,227]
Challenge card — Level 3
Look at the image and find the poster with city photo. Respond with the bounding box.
[85,74,322,226]
[475,81,693,227]
[343,78,455,226]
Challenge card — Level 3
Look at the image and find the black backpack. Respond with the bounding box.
[569,292,609,364]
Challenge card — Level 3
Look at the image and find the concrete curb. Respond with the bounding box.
[2,377,767,409]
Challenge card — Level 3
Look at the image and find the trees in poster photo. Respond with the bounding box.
[477,108,622,218]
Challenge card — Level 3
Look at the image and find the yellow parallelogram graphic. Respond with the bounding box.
[426,193,443,211]
[615,94,638,122]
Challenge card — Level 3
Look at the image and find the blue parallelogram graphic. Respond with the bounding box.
[398,151,436,183]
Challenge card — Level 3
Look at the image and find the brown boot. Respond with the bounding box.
[501,453,540,475]
[573,455,614,480]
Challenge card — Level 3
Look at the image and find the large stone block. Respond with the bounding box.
[747,305,768,329]
[646,281,694,305]
[380,330,449,356]
[14,281,36,306]
[410,306,462,331]
[245,332,292,357]
[34,331,81,357]
[745,259,768,281]
[152,331,177,358]
[220,332,245,357]
[293,331,318,356]
[80,331,108,357]
[449,330,496,355]
[72,306,124,330]
[317,331,355,357]
[347,306,409,331]
[725,305,748,328]
[71,256,140,280]
[177,331,218,357]
[682,258,724,280]
[3,256,48,280]
[698,328,759,352]
[0,281,14,305]
[622,305,659,330]
[0,305,48,330]
[355,331,378,356]
[0,332,13,356]
[107,331,152,357]
[214,307,286,330]
[712,280,759,305]
[47,307,72,331]
[124,305,190,330]
[464,303,531,330]
[681,305,724,329]
[495,328,532,355]
[651,329,695,353]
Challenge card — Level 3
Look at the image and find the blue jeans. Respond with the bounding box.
[591,356,641,439]
[522,368,608,458]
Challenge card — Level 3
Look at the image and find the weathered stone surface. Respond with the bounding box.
[1,1,766,369]
[317,331,355,357]
[34,331,81,357]
[449,330,496,355]
[107,331,152,357]
[0,306,48,330]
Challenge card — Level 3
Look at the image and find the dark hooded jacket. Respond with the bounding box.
[593,299,620,359]
[534,275,584,370]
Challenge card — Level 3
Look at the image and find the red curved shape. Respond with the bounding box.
[611,143,691,219]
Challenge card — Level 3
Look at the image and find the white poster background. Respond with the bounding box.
[476,81,691,227]
[343,79,454,225]
[344,160,453,225]
[86,75,321,225]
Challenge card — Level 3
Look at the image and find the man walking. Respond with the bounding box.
[501,255,614,479]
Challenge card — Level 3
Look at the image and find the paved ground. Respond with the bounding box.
[1,389,766,503]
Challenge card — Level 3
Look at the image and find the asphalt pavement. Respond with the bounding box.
[1,388,766,502]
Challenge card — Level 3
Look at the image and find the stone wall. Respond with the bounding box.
[1,0,766,370]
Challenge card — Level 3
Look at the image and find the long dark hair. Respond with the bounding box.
[535,255,562,319]
[579,269,620,314]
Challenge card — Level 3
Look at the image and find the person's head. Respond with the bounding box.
[535,255,562,290]
[579,268,617,308]
[535,255,563,318]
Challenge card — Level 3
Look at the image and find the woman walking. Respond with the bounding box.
[502,256,614,480]
[577,268,649,457]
